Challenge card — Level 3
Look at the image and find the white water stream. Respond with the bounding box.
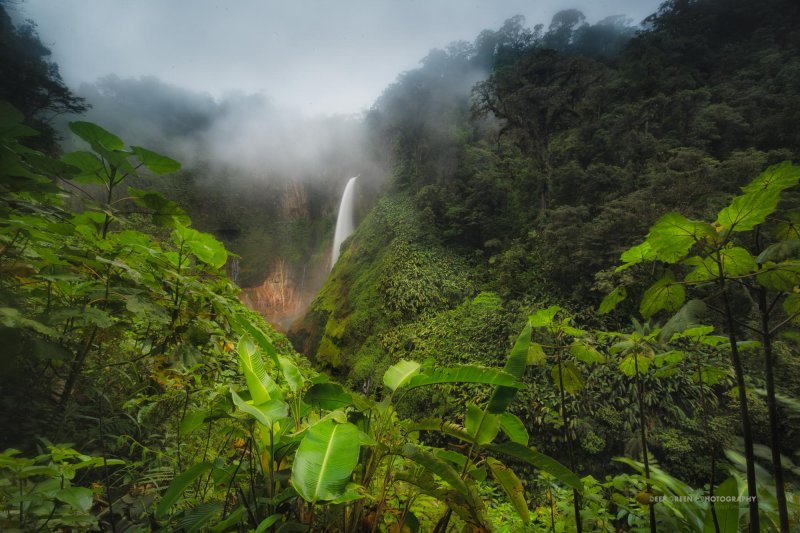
[331,176,358,270]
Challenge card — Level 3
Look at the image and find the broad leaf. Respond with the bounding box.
[231,388,288,428]
[69,121,124,151]
[529,306,560,328]
[407,366,522,390]
[718,247,757,277]
[465,404,499,445]
[408,418,475,444]
[756,240,800,264]
[61,151,106,185]
[383,359,421,391]
[238,337,281,404]
[659,299,708,343]
[278,356,305,393]
[498,413,529,445]
[174,225,228,269]
[129,187,190,228]
[304,382,353,410]
[773,211,800,241]
[757,261,800,291]
[640,275,685,318]
[551,361,584,394]
[741,161,800,195]
[527,342,546,365]
[619,353,651,377]
[234,315,281,367]
[716,189,779,232]
[702,477,740,533]
[570,343,604,364]
[131,145,181,174]
[488,442,583,492]
[487,321,531,414]
[291,420,360,502]
[647,212,710,263]
[617,240,656,271]
[486,457,530,524]
[401,443,470,498]
[599,285,627,315]
[156,462,213,519]
[56,486,94,512]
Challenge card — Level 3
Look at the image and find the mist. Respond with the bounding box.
[69,75,382,186]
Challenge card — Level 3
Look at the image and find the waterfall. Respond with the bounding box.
[331,176,358,270]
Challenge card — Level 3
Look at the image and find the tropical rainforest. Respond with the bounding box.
[1,0,800,531]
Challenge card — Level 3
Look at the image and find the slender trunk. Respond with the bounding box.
[720,286,759,532]
[757,287,789,532]
[58,326,98,411]
[696,365,720,533]
[557,360,582,532]
[634,353,657,533]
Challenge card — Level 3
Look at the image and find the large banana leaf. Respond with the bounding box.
[231,388,288,429]
[383,359,421,391]
[487,321,531,414]
[291,419,360,502]
[487,457,530,525]
[406,366,522,390]
[488,442,583,492]
[238,337,282,404]
[400,443,470,498]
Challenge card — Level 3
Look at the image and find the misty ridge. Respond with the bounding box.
[64,75,382,186]
[58,9,639,190]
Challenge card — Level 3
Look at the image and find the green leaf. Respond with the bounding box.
[640,275,685,318]
[231,389,288,428]
[55,486,94,512]
[773,212,800,241]
[486,457,530,524]
[174,225,228,269]
[62,151,105,185]
[619,353,651,377]
[551,361,584,394]
[599,285,627,315]
[498,413,528,445]
[0,101,38,137]
[741,161,800,195]
[716,189,780,232]
[659,299,708,343]
[129,187,191,228]
[406,366,522,390]
[400,443,470,498]
[487,442,583,492]
[647,212,710,263]
[617,241,656,271]
[718,247,757,277]
[291,420,360,502]
[408,418,475,444]
[303,382,353,410]
[278,356,305,393]
[254,514,283,533]
[757,261,800,291]
[527,342,546,365]
[69,121,124,151]
[487,321,531,414]
[209,506,247,533]
[234,315,281,367]
[465,404,499,445]
[131,146,181,174]
[238,337,281,404]
[703,477,740,533]
[756,240,800,264]
[570,343,604,364]
[529,306,560,328]
[156,462,213,519]
[783,293,800,323]
[383,359,421,391]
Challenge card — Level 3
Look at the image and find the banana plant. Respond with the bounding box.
[602,162,800,533]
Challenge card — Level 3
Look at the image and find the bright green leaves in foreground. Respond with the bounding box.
[604,162,800,318]
[291,420,360,502]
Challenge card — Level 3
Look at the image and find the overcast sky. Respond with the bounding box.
[15,0,663,116]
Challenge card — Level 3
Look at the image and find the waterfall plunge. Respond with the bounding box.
[331,176,358,270]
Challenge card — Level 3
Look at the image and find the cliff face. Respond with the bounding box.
[287,193,518,394]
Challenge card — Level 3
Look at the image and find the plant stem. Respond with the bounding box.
[633,351,656,533]
[719,283,759,532]
[757,286,789,532]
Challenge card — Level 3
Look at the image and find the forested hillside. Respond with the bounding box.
[2,0,800,531]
